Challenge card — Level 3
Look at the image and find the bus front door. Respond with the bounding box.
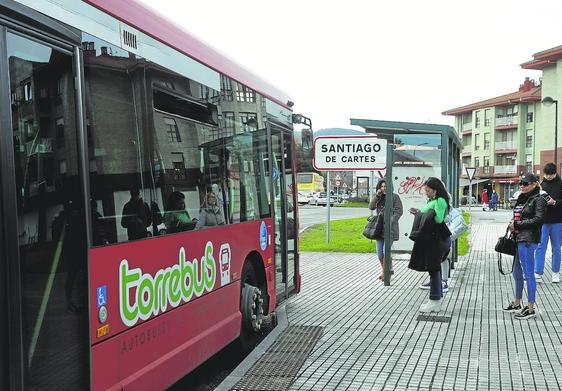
[0,31,90,390]
[270,125,298,301]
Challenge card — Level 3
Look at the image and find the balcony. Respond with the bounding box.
[495,115,518,129]
[25,138,53,155]
[495,141,516,150]
[494,165,517,175]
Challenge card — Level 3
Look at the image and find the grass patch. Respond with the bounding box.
[299,211,472,255]
[299,216,374,253]
[335,201,369,208]
[457,212,470,256]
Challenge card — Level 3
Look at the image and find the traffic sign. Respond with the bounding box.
[313,136,387,171]
[336,180,341,187]
[465,167,476,181]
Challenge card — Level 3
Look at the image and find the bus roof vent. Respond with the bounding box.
[120,23,140,54]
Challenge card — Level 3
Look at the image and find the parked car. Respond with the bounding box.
[310,192,336,206]
[460,195,477,205]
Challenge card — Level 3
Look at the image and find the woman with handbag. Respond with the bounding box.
[369,179,403,281]
[408,177,451,313]
[503,172,546,320]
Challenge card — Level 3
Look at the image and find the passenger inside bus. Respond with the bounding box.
[196,191,226,229]
[164,191,197,233]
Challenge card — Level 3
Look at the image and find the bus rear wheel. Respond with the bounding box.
[238,262,265,353]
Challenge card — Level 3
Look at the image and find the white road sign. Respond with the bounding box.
[313,136,387,171]
[465,167,476,181]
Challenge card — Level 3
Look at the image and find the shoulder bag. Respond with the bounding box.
[495,227,516,275]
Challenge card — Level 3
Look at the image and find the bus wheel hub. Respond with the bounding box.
[241,284,264,333]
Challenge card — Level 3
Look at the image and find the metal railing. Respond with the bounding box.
[495,141,516,150]
[496,116,518,127]
[494,165,517,174]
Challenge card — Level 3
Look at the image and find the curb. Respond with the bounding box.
[215,302,289,391]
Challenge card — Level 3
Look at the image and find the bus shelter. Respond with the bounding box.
[350,119,463,273]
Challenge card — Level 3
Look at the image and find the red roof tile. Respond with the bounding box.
[442,85,541,116]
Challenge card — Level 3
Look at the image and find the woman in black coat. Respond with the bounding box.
[503,172,546,320]
[408,177,451,313]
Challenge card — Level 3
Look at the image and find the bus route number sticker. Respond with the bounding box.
[260,221,267,251]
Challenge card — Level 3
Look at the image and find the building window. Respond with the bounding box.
[164,117,181,142]
[163,81,175,90]
[474,134,480,150]
[526,154,532,173]
[56,78,63,96]
[23,81,32,101]
[224,111,235,134]
[483,156,490,174]
[527,112,534,123]
[235,82,256,103]
[475,157,480,167]
[59,159,67,175]
[483,133,490,150]
[475,111,481,128]
[171,152,185,180]
[221,76,233,101]
[526,129,533,148]
[484,109,491,127]
[56,117,64,138]
[240,112,257,132]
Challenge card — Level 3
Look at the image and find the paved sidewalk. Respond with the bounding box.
[282,223,562,390]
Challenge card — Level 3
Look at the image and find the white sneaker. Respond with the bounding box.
[419,299,442,313]
[553,273,560,283]
[535,273,543,283]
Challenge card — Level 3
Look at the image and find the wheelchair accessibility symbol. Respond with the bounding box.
[97,286,107,308]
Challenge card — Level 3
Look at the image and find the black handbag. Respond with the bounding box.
[495,227,516,256]
[495,227,516,275]
[362,215,380,240]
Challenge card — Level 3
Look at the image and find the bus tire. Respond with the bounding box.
[238,262,265,353]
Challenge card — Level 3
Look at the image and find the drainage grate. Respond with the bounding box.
[417,314,452,323]
[231,325,323,390]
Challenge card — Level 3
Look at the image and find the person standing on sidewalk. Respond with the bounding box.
[503,172,546,320]
[535,163,562,283]
[369,179,403,281]
[408,177,451,312]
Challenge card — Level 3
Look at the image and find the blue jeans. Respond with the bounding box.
[376,239,385,260]
[428,270,442,300]
[513,242,538,303]
[535,223,562,274]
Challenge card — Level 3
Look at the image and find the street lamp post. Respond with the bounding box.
[543,96,558,170]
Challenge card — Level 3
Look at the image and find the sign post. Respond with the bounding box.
[314,135,387,244]
[465,167,476,223]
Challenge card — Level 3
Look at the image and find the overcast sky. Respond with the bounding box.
[139,0,562,131]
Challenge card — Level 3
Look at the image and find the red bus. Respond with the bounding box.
[0,1,300,389]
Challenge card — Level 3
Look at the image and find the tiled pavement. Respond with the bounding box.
[285,223,562,391]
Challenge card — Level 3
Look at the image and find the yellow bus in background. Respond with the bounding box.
[297,172,325,204]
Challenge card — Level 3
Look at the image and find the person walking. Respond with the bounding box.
[408,177,451,313]
[369,179,403,281]
[481,189,489,211]
[503,173,546,320]
[535,163,562,283]
[490,190,499,211]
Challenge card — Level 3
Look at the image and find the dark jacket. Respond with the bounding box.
[369,192,403,241]
[513,188,546,244]
[121,197,152,240]
[540,174,562,224]
[408,209,450,272]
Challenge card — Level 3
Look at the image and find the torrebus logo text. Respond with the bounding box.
[119,242,218,327]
